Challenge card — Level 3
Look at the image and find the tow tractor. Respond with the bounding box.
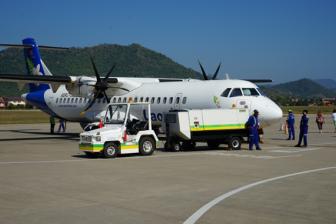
[79,102,159,158]
[162,108,250,151]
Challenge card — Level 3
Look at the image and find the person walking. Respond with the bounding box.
[286,110,295,140]
[49,115,55,133]
[247,110,261,150]
[316,110,325,133]
[57,119,66,132]
[295,110,309,148]
[332,109,336,133]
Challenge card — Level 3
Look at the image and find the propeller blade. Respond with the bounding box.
[103,61,118,82]
[212,62,222,80]
[89,55,102,83]
[103,91,110,103]
[198,60,208,80]
[80,92,99,115]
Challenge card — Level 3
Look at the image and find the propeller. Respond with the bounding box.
[80,55,124,115]
[198,60,222,80]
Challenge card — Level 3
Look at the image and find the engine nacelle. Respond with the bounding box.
[66,76,97,99]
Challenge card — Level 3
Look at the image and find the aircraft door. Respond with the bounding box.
[48,97,54,110]
[174,93,182,110]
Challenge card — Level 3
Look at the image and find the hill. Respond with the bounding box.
[0,44,202,96]
[313,79,336,89]
[271,78,336,99]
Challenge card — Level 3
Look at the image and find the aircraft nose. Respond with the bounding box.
[261,103,283,127]
[21,93,27,102]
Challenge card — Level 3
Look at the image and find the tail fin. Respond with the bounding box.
[22,38,52,92]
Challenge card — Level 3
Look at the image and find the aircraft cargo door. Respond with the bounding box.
[174,93,182,110]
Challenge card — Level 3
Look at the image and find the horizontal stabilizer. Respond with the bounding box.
[0,44,69,51]
[242,79,273,83]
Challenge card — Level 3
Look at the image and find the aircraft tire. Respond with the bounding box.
[103,143,118,158]
[139,137,155,156]
[228,137,241,150]
[207,140,220,149]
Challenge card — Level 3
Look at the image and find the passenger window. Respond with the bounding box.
[84,98,87,103]
[71,98,74,103]
[103,98,106,104]
[242,88,259,96]
[145,97,149,102]
[176,97,180,104]
[169,97,173,104]
[59,98,62,103]
[230,88,243,97]
[113,98,116,103]
[88,99,92,103]
[151,97,155,104]
[123,97,127,103]
[75,98,78,103]
[98,99,101,104]
[221,88,232,97]
[79,98,82,104]
[56,98,59,103]
[163,97,167,104]
[118,98,121,103]
[134,97,138,103]
[67,98,70,103]
[157,97,161,104]
[182,97,187,104]
[140,97,143,102]
[108,97,111,103]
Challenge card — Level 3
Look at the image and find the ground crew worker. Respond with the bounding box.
[247,110,261,150]
[49,115,55,133]
[286,110,295,140]
[57,119,66,132]
[295,110,309,148]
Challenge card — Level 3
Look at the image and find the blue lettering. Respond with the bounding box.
[157,113,162,121]
[143,110,148,121]
[151,113,157,121]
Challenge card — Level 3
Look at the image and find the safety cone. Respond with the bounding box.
[99,121,103,128]
[285,123,288,134]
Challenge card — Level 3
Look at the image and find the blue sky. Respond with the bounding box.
[0,0,335,84]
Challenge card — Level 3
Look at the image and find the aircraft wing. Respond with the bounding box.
[242,79,273,83]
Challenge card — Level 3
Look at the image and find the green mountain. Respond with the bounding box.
[270,78,336,99]
[0,44,202,97]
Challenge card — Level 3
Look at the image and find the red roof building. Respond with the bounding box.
[0,97,6,108]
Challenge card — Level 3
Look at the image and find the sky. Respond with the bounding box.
[0,0,335,84]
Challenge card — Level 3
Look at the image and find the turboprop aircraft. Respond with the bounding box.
[0,38,282,131]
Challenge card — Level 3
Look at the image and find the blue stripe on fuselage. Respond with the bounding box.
[25,90,62,119]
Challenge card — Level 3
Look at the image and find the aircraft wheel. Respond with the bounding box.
[171,141,181,152]
[228,137,241,150]
[103,143,118,158]
[207,140,220,149]
[139,137,155,156]
[85,152,99,158]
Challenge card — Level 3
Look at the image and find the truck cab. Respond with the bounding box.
[79,102,159,158]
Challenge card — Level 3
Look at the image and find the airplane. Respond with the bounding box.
[0,38,283,133]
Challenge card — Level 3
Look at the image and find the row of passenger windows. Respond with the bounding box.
[221,88,265,98]
[55,96,188,105]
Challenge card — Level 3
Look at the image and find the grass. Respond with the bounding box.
[0,110,50,124]
[281,106,336,115]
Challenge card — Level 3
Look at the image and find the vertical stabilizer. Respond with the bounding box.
[22,38,51,92]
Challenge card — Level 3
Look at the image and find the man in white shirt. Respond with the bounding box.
[332,109,336,133]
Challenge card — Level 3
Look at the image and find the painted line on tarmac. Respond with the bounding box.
[270,147,322,153]
[184,166,336,224]
[203,152,301,159]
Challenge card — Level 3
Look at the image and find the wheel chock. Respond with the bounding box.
[225,148,232,151]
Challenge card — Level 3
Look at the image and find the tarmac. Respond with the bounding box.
[0,115,335,223]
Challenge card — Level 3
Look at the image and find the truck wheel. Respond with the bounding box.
[171,141,181,152]
[103,143,118,158]
[228,137,241,150]
[139,137,155,156]
[207,140,220,149]
[85,152,99,158]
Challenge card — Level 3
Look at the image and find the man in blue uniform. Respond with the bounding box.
[295,110,309,147]
[247,110,261,150]
[286,110,295,140]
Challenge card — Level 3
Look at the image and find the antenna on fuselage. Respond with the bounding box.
[225,73,230,80]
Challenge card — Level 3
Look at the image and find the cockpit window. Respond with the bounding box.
[221,88,231,97]
[242,88,260,96]
[256,88,265,96]
[230,88,243,97]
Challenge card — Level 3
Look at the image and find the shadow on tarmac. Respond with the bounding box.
[0,129,79,142]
